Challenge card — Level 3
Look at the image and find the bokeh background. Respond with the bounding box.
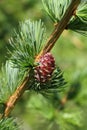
[0,0,87,130]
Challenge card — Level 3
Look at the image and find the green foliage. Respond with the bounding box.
[43,0,87,36]
[67,1,87,36]
[71,68,87,106]
[0,61,23,103]
[9,20,46,73]
[42,0,71,22]
[57,108,82,130]
[27,94,83,130]
[0,0,87,130]
[8,18,67,98]
[0,117,19,130]
[29,67,66,98]
[0,0,41,67]
[66,67,87,101]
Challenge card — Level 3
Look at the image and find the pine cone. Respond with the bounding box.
[34,53,55,82]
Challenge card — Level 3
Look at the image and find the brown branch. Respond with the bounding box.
[4,0,81,117]
[35,0,81,60]
[4,77,29,117]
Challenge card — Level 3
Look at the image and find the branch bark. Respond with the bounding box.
[35,0,81,61]
[4,0,81,117]
[4,77,29,117]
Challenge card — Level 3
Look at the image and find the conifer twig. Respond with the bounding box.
[35,0,81,61]
[4,0,81,117]
[4,77,29,117]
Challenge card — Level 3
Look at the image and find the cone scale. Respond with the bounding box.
[34,53,55,82]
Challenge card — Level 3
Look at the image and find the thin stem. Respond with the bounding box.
[4,0,81,117]
[4,77,29,117]
[35,0,81,61]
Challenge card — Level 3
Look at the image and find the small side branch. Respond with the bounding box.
[4,0,81,117]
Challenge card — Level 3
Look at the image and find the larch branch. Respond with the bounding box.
[4,0,81,117]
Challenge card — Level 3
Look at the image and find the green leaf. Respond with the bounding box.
[0,117,20,130]
[9,19,46,73]
[42,0,71,22]
[27,94,54,120]
[67,1,87,36]
[58,104,83,129]
[0,61,23,103]
[29,67,67,98]
[42,0,87,36]
[27,93,83,130]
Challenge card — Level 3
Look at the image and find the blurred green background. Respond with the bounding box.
[0,0,87,130]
